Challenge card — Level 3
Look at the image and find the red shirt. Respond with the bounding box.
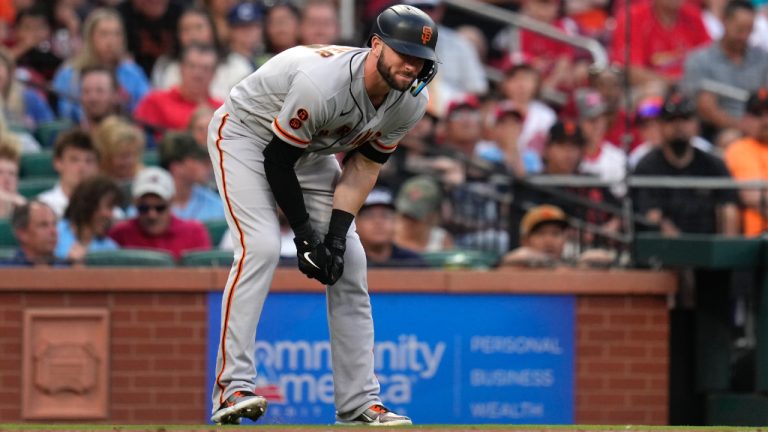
[610,2,709,81]
[108,215,211,260]
[134,87,222,132]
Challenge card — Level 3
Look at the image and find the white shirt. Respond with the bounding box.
[152,52,254,101]
[580,141,628,197]
[518,100,557,155]
[37,182,67,218]
[434,25,488,97]
[226,45,428,156]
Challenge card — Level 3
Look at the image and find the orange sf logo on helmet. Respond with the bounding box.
[421,26,432,45]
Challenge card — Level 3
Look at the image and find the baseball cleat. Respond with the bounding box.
[211,390,267,425]
[336,404,412,426]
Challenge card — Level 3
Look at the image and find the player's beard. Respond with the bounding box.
[377,54,415,92]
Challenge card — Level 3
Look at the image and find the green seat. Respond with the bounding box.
[143,149,159,167]
[34,120,73,148]
[0,247,17,260]
[0,219,17,247]
[20,151,55,178]
[204,219,229,246]
[180,250,234,267]
[421,250,499,269]
[84,249,176,267]
[17,177,57,199]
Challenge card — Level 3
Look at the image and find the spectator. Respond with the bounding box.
[38,128,100,218]
[499,63,557,156]
[0,46,53,131]
[357,187,425,268]
[574,87,627,196]
[108,166,211,259]
[204,0,237,45]
[724,88,768,236]
[7,6,63,82]
[501,204,569,267]
[78,65,122,131]
[159,132,224,221]
[0,135,24,218]
[591,67,633,150]
[92,115,145,185]
[117,0,183,77]
[257,1,301,67]
[150,6,252,101]
[683,0,768,138]
[187,105,214,148]
[299,0,340,45]
[633,89,740,236]
[227,2,264,70]
[611,0,710,85]
[55,175,122,263]
[4,200,62,266]
[52,8,150,123]
[629,94,665,169]
[404,0,488,113]
[135,43,223,133]
[394,175,453,253]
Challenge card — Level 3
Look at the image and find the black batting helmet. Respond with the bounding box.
[368,4,439,96]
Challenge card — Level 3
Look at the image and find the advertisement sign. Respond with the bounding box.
[207,293,574,424]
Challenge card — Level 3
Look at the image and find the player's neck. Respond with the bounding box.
[363,53,390,108]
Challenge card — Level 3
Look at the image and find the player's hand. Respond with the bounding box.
[294,233,334,285]
[324,233,346,285]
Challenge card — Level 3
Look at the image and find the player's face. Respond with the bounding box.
[136,194,172,236]
[376,44,424,92]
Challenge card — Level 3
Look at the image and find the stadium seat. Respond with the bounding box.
[143,149,159,167]
[84,249,176,267]
[0,219,17,247]
[17,177,57,199]
[0,246,16,260]
[204,219,229,246]
[34,120,74,148]
[19,151,55,178]
[421,250,500,269]
[180,250,234,267]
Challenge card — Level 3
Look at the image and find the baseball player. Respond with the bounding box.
[207,4,438,426]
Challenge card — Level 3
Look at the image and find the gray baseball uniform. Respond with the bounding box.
[208,44,427,420]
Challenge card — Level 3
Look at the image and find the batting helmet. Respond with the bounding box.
[368,4,439,96]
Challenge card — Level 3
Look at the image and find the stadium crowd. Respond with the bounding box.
[0,0,766,269]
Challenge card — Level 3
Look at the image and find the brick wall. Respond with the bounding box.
[576,296,669,424]
[0,292,209,423]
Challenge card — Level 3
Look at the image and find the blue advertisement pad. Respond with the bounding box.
[207,292,574,424]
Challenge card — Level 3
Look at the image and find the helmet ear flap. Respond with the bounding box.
[410,60,437,96]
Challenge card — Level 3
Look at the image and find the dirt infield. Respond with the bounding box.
[1,425,766,432]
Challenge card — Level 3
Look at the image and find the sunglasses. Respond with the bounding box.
[137,204,168,214]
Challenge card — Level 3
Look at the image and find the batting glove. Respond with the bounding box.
[324,233,346,285]
[294,233,334,285]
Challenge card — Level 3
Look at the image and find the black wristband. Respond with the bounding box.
[327,209,354,238]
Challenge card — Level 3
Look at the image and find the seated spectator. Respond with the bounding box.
[0,47,53,131]
[108,166,211,259]
[159,132,224,221]
[187,105,214,148]
[135,43,223,134]
[611,0,710,85]
[0,135,24,218]
[357,187,425,268]
[92,115,145,185]
[51,8,150,123]
[116,0,183,77]
[683,0,768,138]
[724,88,768,236]
[38,128,100,218]
[634,89,740,236]
[150,7,252,101]
[299,0,341,46]
[3,200,63,266]
[394,175,453,253]
[501,204,569,267]
[227,2,265,70]
[257,1,301,67]
[78,66,122,132]
[55,175,122,263]
[7,6,63,83]
[499,63,557,156]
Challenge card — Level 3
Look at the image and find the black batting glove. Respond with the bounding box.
[324,233,346,285]
[293,220,333,285]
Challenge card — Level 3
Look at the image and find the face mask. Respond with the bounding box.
[669,137,689,157]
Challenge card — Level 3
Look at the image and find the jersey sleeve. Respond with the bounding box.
[271,71,329,148]
[368,96,428,156]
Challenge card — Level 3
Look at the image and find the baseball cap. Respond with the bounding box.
[746,88,768,116]
[520,204,568,237]
[495,100,525,122]
[574,88,607,120]
[395,175,442,220]
[446,95,481,119]
[548,120,585,146]
[228,2,262,26]
[361,187,396,211]
[660,89,696,121]
[635,95,664,121]
[159,132,208,169]
[132,166,175,201]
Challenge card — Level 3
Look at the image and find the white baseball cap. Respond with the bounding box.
[132,167,175,200]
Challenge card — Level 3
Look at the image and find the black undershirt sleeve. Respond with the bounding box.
[356,142,391,164]
[262,134,311,236]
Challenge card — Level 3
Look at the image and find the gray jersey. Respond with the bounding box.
[225,45,428,156]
